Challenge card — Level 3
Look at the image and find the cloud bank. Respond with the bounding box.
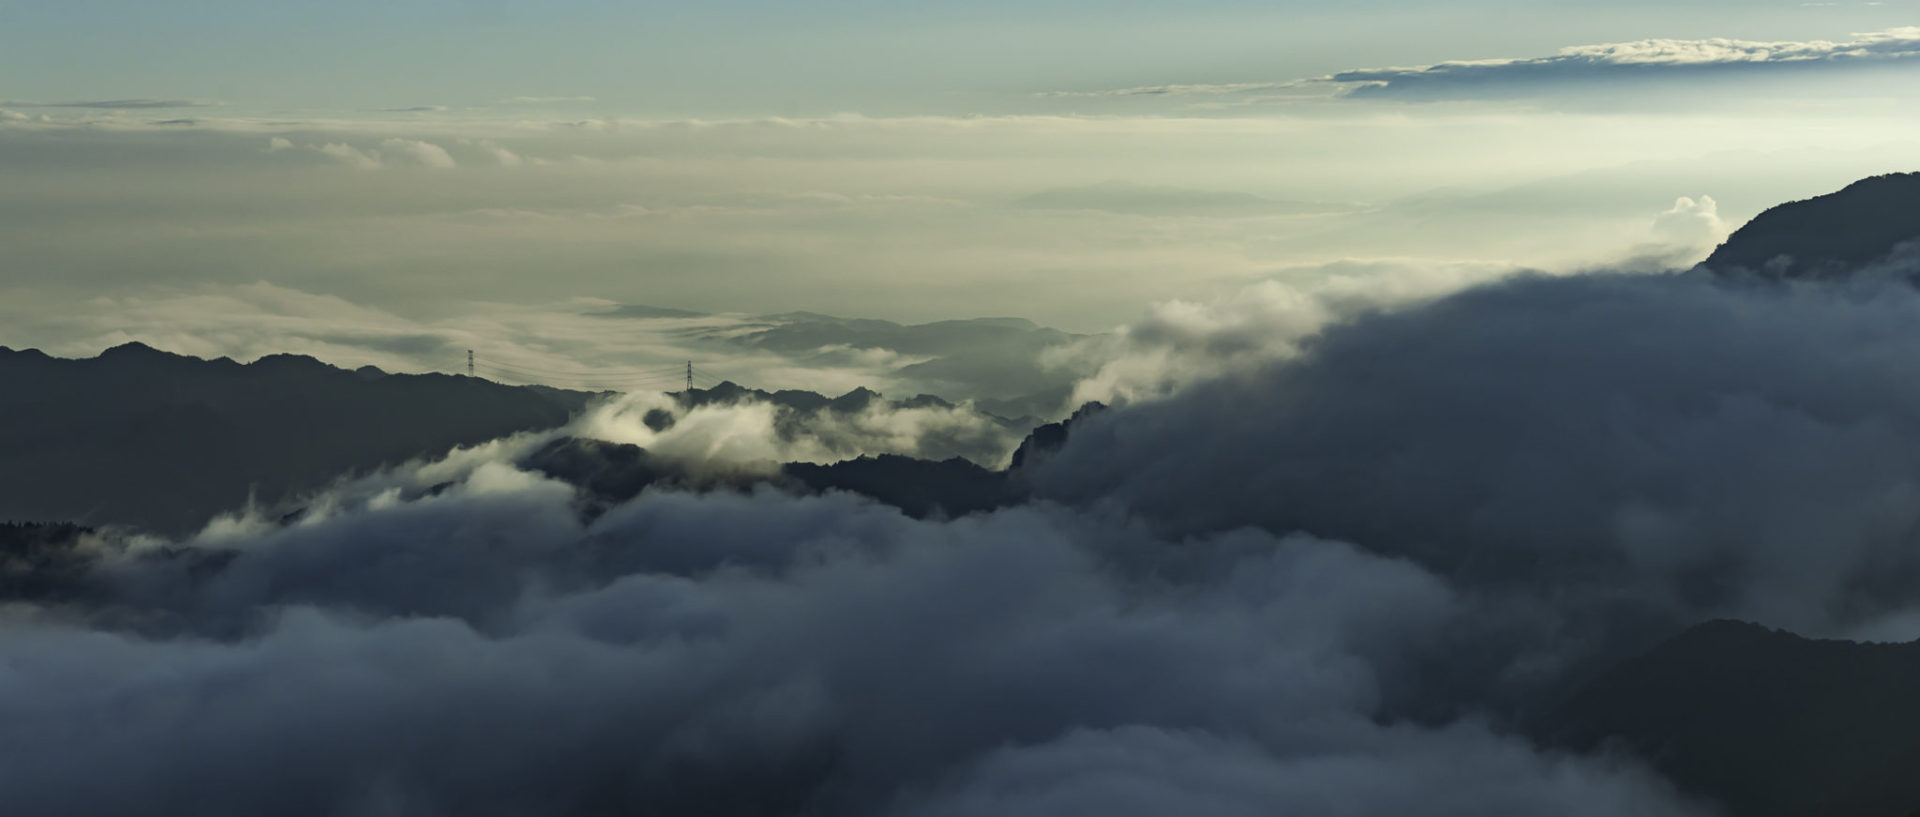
[1033,270,1920,674]
[7,108,1885,337]
[0,462,1702,817]
[1048,28,1920,103]
[20,251,1920,814]
[1334,28,1920,100]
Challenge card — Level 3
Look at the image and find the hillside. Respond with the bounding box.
[1701,172,1920,280]
[0,343,594,533]
[1550,620,1920,817]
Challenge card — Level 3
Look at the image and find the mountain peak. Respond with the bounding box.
[1701,172,1920,281]
[97,341,170,358]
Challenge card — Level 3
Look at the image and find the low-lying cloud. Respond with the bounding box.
[0,457,1703,817]
[24,253,1920,814]
[1049,258,1529,406]
[1033,270,1920,666]
[311,138,457,169]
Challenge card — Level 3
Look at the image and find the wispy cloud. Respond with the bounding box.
[3,98,225,109]
[1036,81,1302,99]
[495,96,596,104]
[378,105,447,113]
[307,138,457,170]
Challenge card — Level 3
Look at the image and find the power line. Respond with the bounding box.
[480,374,683,390]
[476,360,688,378]
[474,364,688,384]
[462,352,784,394]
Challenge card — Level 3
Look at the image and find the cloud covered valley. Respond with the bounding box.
[14,175,1920,815]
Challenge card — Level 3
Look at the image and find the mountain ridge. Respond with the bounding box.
[1700,172,1920,280]
[0,342,597,533]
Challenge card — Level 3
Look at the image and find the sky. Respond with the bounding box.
[4,0,1920,375]
[4,1,1917,115]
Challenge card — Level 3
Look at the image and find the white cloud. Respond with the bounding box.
[314,142,382,170]
[1547,28,1920,66]
[496,96,596,104]
[308,139,456,169]
[476,139,523,167]
[1051,259,1527,407]
[379,138,456,169]
[1650,195,1729,250]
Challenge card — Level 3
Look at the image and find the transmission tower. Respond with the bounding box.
[686,361,693,391]
[467,350,475,378]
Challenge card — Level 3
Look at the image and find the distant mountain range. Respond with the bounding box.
[0,342,1060,534]
[682,309,1084,420]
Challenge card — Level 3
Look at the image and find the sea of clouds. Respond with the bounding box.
[19,257,1920,814]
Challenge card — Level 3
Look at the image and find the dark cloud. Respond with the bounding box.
[1029,269,1920,685]
[0,483,1705,817]
[25,232,1920,813]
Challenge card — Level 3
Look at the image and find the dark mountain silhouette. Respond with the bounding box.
[773,400,1105,516]
[1550,619,1920,817]
[783,455,1012,519]
[0,521,96,601]
[726,312,1082,420]
[518,437,678,512]
[514,400,1108,521]
[519,437,1015,521]
[1007,401,1106,470]
[677,380,900,415]
[0,343,594,534]
[585,303,1085,419]
[1701,172,1920,280]
[669,380,1030,466]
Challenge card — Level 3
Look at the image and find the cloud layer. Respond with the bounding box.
[6,105,1898,341]
[0,98,222,109]
[1049,28,1920,104]
[20,253,1920,814]
[0,461,1702,817]
[1033,270,1920,676]
[1333,28,1920,100]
